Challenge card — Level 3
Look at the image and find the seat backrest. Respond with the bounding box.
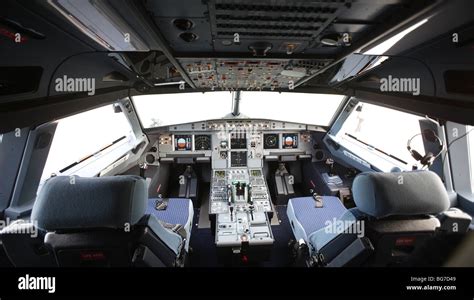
[30,175,177,267]
[352,171,450,266]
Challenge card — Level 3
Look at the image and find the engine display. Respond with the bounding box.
[230,133,247,149]
[282,133,298,149]
[174,135,192,151]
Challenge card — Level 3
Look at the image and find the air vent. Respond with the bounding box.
[209,0,350,41]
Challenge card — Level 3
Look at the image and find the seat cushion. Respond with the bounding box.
[288,196,348,239]
[147,198,192,226]
[146,198,194,252]
[287,196,355,252]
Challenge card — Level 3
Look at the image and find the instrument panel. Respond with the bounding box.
[142,119,322,166]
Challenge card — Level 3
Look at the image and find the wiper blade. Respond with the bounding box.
[59,136,126,173]
[345,133,407,165]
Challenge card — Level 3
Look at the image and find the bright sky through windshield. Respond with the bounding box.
[133,92,344,127]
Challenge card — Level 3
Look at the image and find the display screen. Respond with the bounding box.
[231,151,247,167]
[194,135,212,150]
[230,133,247,149]
[263,133,279,149]
[174,135,192,151]
[282,133,298,149]
[250,169,262,177]
[214,170,226,178]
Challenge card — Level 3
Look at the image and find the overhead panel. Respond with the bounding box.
[179,58,331,90]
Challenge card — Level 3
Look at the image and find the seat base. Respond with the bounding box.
[287,196,355,253]
[146,198,194,251]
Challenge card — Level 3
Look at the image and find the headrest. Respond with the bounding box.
[32,175,148,231]
[352,171,449,218]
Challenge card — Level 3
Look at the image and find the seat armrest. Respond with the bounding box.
[437,208,472,233]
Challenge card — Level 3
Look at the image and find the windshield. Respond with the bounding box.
[133,92,344,127]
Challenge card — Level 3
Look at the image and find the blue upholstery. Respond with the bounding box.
[352,171,450,218]
[31,175,194,257]
[147,198,191,226]
[289,196,347,236]
[307,210,357,253]
[147,215,184,255]
[146,198,194,252]
[32,175,147,231]
[287,196,355,252]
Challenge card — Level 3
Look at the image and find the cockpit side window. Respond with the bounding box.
[40,104,133,183]
[336,102,425,170]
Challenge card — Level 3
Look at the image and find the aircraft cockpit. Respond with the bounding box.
[1,2,474,293]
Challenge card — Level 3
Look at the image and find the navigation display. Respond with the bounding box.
[282,133,298,149]
[263,133,279,149]
[174,135,192,151]
[194,135,211,150]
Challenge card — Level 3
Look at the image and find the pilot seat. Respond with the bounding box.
[1,175,193,267]
[287,171,453,267]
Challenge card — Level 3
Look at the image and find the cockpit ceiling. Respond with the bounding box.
[144,0,431,90]
[179,58,331,90]
[147,0,406,56]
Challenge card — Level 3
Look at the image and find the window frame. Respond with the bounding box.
[328,99,429,172]
[446,122,474,197]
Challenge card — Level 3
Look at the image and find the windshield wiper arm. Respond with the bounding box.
[345,133,407,164]
[59,136,126,173]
